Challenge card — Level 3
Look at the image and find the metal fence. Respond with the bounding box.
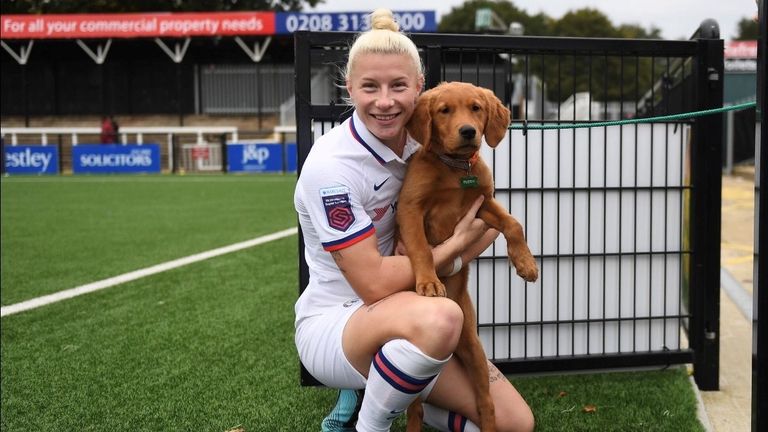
[295,29,723,390]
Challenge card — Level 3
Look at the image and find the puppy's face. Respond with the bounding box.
[407,82,511,157]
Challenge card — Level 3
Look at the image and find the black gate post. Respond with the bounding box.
[293,31,323,387]
[424,45,443,90]
[689,22,724,391]
[753,1,767,430]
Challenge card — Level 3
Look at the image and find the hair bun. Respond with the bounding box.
[370,8,399,32]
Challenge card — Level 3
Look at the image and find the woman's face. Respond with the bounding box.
[346,53,423,150]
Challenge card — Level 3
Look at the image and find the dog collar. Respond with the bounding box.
[437,152,479,172]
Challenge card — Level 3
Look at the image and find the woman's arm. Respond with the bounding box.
[334,196,490,304]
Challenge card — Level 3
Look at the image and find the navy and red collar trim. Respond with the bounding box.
[349,113,387,166]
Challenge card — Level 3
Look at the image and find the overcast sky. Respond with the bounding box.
[309,0,759,40]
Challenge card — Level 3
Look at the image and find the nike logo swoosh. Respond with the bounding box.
[373,177,390,191]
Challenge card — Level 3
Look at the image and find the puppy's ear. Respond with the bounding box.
[407,92,432,149]
[482,88,511,148]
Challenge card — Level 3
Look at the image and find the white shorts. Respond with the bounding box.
[295,298,368,389]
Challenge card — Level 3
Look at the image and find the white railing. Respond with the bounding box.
[1,126,239,172]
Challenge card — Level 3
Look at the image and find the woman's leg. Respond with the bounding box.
[423,358,534,432]
[342,291,465,431]
[343,291,464,372]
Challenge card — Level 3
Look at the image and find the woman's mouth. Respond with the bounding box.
[372,113,399,121]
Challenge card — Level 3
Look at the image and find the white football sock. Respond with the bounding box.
[355,339,450,432]
[422,403,480,432]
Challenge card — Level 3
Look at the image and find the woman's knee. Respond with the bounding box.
[408,298,464,357]
[496,401,535,432]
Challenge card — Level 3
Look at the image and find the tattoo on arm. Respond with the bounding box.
[331,251,347,273]
[488,364,505,384]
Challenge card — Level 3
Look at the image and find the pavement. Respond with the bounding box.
[699,164,756,432]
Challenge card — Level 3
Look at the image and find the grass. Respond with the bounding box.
[0,175,296,305]
[0,175,705,431]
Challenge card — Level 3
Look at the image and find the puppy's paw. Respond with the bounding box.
[415,279,447,297]
[510,250,539,282]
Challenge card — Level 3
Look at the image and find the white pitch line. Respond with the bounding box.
[1,227,298,318]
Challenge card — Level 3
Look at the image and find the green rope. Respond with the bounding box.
[509,101,757,131]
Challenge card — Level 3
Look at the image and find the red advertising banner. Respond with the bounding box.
[1,12,275,39]
[724,40,757,59]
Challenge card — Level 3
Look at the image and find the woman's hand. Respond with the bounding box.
[451,195,489,248]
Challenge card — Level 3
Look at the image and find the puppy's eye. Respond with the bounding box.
[439,106,450,114]
[471,104,481,112]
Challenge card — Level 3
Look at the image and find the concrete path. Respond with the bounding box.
[700,166,755,432]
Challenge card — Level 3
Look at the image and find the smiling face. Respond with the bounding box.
[346,53,423,152]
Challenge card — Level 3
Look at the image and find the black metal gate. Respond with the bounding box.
[295,27,723,390]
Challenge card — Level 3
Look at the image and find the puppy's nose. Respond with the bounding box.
[459,125,476,139]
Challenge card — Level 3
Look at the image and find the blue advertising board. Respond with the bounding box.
[4,145,59,175]
[72,144,161,174]
[275,11,436,34]
[285,143,297,173]
[228,143,283,173]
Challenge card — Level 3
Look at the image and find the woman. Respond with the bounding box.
[294,9,534,432]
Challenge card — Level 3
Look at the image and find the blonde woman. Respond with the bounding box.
[294,9,533,432]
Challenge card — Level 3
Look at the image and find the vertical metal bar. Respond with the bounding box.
[680,58,688,353]
[507,47,513,361]
[649,55,656,352]
[293,32,321,386]
[425,45,442,90]
[571,54,577,355]
[587,53,593,355]
[619,55,625,353]
[257,62,263,130]
[690,34,723,391]
[725,110,735,175]
[663,56,671,350]
[556,54,562,357]
[633,55,639,353]
[753,0,767,429]
[603,53,609,355]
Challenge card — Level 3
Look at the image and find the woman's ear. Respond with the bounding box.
[345,80,353,104]
[407,92,432,149]
[417,74,425,95]
[482,88,511,148]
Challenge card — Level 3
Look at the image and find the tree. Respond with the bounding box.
[734,17,759,40]
[551,8,616,37]
[438,0,552,36]
[438,2,663,105]
[0,0,322,14]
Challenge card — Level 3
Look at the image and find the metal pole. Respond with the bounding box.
[726,110,735,175]
[294,31,322,387]
[690,25,724,391]
[753,1,767,430]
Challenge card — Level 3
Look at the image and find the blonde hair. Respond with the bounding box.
[344,9,423,81]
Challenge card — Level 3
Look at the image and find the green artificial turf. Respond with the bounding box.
[512,367,705,432]
[1,174,705,431]
[0,175,296,305]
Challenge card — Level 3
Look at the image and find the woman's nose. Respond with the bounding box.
[376,90,395,108]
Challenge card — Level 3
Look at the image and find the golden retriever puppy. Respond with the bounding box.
[397,81,538,432]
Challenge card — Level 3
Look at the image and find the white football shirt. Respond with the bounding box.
[294,110,421,322]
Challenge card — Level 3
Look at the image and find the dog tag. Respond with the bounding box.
[460,175,478,188]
